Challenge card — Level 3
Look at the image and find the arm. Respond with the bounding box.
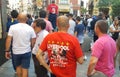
[87,56,98,76]
[36,49,52,73]
[114,52,118,68]
[114,43,119,68]
[5,36,12,59]
[31,38,36,49]
[74,31,77,37]
[77,56,84,64]
[109,26,117,33]
[116,29,120,32]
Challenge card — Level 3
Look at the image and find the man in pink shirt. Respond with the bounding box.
[39,10,53,33]
[87,20,117,77]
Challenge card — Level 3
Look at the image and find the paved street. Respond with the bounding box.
[0,34,119,77]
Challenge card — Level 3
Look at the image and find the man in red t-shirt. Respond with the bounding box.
[36,16,84,77]
[47,0,58,30]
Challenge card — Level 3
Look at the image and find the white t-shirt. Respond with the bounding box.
[87,18,93,27]
[109,24,120,36]
[8,23,36,54]
[32,30,49,62]
[67,19,76,35]
[32,30,49,55]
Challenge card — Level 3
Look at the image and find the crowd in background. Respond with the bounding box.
[5,1,120,77]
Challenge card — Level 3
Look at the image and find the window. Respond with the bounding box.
[59,0,68,4]
[81,1,84,6]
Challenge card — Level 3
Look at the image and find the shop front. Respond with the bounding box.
[58,4,70,15]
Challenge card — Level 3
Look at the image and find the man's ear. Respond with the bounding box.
[67,24,70,28]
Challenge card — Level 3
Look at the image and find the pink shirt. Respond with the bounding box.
[91,34,116,77]
[44,19,53,32]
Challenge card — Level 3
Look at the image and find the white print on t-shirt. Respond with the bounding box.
[47,42,69,67]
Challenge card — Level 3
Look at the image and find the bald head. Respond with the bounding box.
[57,16,69,30]
[17,13,27,23]
[95,20,108,34]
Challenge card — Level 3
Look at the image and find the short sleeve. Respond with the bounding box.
[39,35,49,51]
[31,28,36,38]
[74,26,77,32]
[8,26,13,36]
[47,21,53,32]
[48,22,53,31]
[74,38,83,58]
[91,41,103,58]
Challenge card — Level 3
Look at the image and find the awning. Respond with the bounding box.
[58,4,70,12]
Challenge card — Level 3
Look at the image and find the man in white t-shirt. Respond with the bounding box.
[32,18,49,77]
[5,13,36,77]
[87,16,93,32]
[67,14,76,36]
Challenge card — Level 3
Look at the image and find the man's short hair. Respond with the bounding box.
[11,10,18,18]
[96,20,108,33]
[76,16,81,21]
[27,14,32,19]
[68,13,73,17]
[39,10,46,18]
[52,0,55,3]
[98,12,104,19]
[34,18,46,30]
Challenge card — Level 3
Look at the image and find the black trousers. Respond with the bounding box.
[32,54,49,77]
[51,74,56,77]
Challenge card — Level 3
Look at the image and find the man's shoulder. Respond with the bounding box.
[42,30,49,34]
[44,19,51,24]
[69,20,76,25]
[76,24,84,27]
[38,30,49,37]
[10,23,19,28]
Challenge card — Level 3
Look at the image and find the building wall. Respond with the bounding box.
[93,0,99,15]
[0,0,7,66]
[55,0,80,15]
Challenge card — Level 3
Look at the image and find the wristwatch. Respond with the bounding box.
[5,50,9,52]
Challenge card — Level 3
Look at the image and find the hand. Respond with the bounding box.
[91,70,96,75]
[48,68,53,73]
[87,70,96,77]
[5,52,11,59]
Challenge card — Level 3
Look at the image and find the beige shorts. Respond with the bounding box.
[91,71,107,77]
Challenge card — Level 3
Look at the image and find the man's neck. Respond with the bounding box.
[58,29,67,33]
[98,33,107,38]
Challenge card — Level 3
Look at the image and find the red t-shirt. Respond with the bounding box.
[40,32,83,77]
[47,3,58,14]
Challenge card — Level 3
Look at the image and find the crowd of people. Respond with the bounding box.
[4,1,120,77]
